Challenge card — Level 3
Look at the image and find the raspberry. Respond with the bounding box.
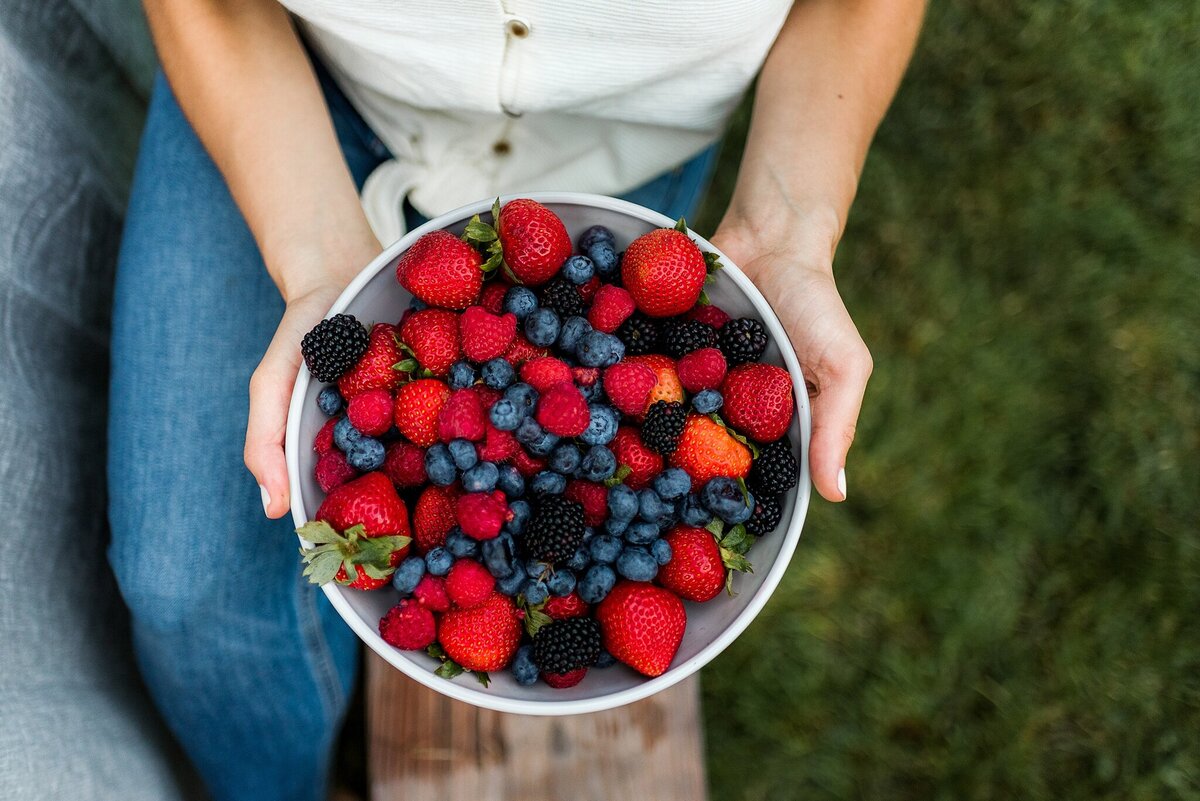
[313,417,337,455]
[459,306,517,363]
[525,495,586,565]
[533,617,602,674]
[587,284,635,333]
[572,366,600,389]
[346,388,393,436]
[476,424,520,462]
[412,574,450,612]
[688,304,731,329]
[602,361,657,416]
[437,389,487,442]
[543,591,590,620]
[676,347,727,393]
[511,448,547,477]
[519,357,574,392]
[718,318,768,366]
[640,400,687,455]
[301,314,369,382]
[535,382,590,437]
[538,277,584,319]
[749,438,799,496]
[662,319,717,358]
[614,313,660,356]
[745,495,784,537]
[479,281,510,314]
[456,490,510,540]
[471,384,502,410]
[383,440,426,487]
[315,450,356,492]
[445,559,496,609]
[564,480,608,527]
[578,276,602,303]
[379,599,436,650]
[542,668,588,688]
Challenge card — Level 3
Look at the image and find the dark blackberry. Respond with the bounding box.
[749,439,799,495]
[539,278,584,319]
[524,495,586,564]
[615,313,660,356]
[532,617,602,674]
[640,401,687,455]
[718,318,768,366]
[301,314,368,382]
[662,319,717,358]
[745,495,783,537]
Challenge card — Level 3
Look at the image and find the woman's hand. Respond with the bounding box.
[711,211,872,503]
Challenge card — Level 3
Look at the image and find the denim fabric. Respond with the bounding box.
[109,64,715,801]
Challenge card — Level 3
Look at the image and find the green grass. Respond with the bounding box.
[694,2,1200,799]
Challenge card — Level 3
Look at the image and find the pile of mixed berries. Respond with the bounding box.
[298,198,799,688]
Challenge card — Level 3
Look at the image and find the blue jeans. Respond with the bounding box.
[108,64,716,801]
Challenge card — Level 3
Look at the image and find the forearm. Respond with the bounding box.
[144,0,378,299]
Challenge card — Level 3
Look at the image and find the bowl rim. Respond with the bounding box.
[286,191,812,715]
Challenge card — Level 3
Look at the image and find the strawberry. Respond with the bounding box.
[338,323,405,399]
[542,668,587,688]
[519,356,574,392]
[476,423,520,462]
[399,308,460,376]
[564,480,608,527]
[395,229,484,309]
[587,284,635,333]
[602,361,657,417]
[393,379,451,447]
[379,599,437,650]
[658,525,724,602]
[479,281,510,314]
[543,591,589,620]
[383,440,426,488]
[438,592,523,672]
[497,199,572,286]
[316,472,410,537]
[688,303,731,329]
[535,381,589,437]
[596,582,686,677]
[676,347,727,393]
[346,388,394,436]
[670,414,752,486]
[300,473,412,590]
[313,417,337,455]
[413,574,451,612]
[413,484,459,552]
[503,335,548,367]
[437,388,487,442]
[456,490,511,540]
[611,426,664,490]
[459,306,517,363]
[445,559,495,609]
[315,450,356,493]
[621,228,707,318]
[511,448,547,477]
[721,363,795,443]
[625,354,684,409]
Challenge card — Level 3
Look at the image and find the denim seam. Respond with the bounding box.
[295,574,345,722]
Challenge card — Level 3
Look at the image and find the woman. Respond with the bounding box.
[109,1,924,798]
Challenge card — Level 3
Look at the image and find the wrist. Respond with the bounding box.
[715,197,842,278]
[265,218,381,303]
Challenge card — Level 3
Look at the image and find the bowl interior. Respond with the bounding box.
[287,194,811,715]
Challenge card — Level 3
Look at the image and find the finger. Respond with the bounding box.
[806,341,872,502]
[245,325,303,519]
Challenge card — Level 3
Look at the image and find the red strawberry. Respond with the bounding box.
[611,426,664,489]
[437,388,487,442]
[301,473,412,590]
[535,382,589,437]
[519,357,574,393]
[676,347,727,393]
[393,379,450,447]
[460,306,517,363]
[720,363,795,443]
[542,668,587,688]
[338,323,405,399]
[596,582,686,677]
[383,440,426,487]
[346,388,394,436]
[497,199,572,286]
[625,354,684,409]
[602,362,657,416]
[688,303,731,329]
[400,308,460,376]
[578,276,601,303]
[445,559,495,609]
[315,449,356,493]
[313,417,337,455]
[511,448,547,477]
[588,284,636,333]
[670,414,751,487]
[621,228,707,318]
[542,592,589,620]
[503,335,548,367]
[316,472,410,538]
[379,599,436,649]
[477,424,520,463]
[564,480,608,527]
[456,490,510,540]
[658,525,724,602]
[479,281,510,314]
[413,484,458,552]
[413,574,450,612]
[438,592,523,671]
[395,229,484,309]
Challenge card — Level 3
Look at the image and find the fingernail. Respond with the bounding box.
[836,468,847,500]
[259,484,272,515]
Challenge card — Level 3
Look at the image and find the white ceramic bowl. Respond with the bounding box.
[286,192,811,715]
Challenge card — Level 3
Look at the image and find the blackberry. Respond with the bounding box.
[539,278,584,319]
[745,495,783,537]
[749,439,799,495]
[532,617,602,674]
[301,314,368,382]
[662,319,716,358]
[640,400,687,455]
[615,313,660,356]
[524,495,586,564]
[718,318,768,366]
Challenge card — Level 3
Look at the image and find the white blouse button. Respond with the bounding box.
[504,16,531,38]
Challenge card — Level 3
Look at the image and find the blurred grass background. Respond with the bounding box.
[692,2,1200,799]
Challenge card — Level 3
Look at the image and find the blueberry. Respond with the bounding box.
[515,416,544,445]
[581,404,618,446]
[531,470,567,495]
[391,556,425,594]
[587,241,619,279]
[481,531,517,578]
[579,378,605,403]
[561,254,595,285]
[604,516,630,537]
[547,569,576,597]
[576,330,625,368]
[489,398,522,431]
[595,649,617,669]
[579,445,617,482]
[424,444,456,486]
[346,437,385,471]
[496,561,527,595]
[448,438,478,471]
[424,547,453,577]
[504,382,539,412]
[692,389,723,414]
[679,493,714,527]
[549,442,582,475]
[445,527,479,559]
[316,386,344,416]
[616,546,658,582]
[506,499,531,535]
[504,286,539,320]
[607,484,638,521]
[511,643,540,686]
[638,488,672,524]
[333,416,363,452]
[578,564,617,604]
[558,315,591,353]
[462,461,499,492]
[408,296,428,311]
[565,546,591,572]
[653,468,691,501]
[524,307,561,347]
[448,360,476,390]
[527,429,560,457]
[525,558,552,579]
[521,579,549,606]
[579,225,616,251]
[701,477,755,524]
[497,464,525,497]
[651,537,673,566]
[625,520,659,546]
[481,357,515,389]
[588,534,622,564]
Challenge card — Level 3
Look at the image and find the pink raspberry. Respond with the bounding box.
[543,668,587,688]
[536,382,590,437]
[347,388,393,436]
[479,281,510,314]
[379,599,436,650]
[437,388,486,442]
[477,424,520,463]
[519,356,574,392]
[511,448,546,477]
[578,276,602,303]
[383,440,426,487]
[313,417,337,455]
[412,574,450,612]
[588,284,635,333]
[564,480,608,526]
[676,347,727,393]
[445,559,495,609]
[456,490,511,540]
[315,450,356,492]
[459,305,517,363]
[688,304,731,329]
